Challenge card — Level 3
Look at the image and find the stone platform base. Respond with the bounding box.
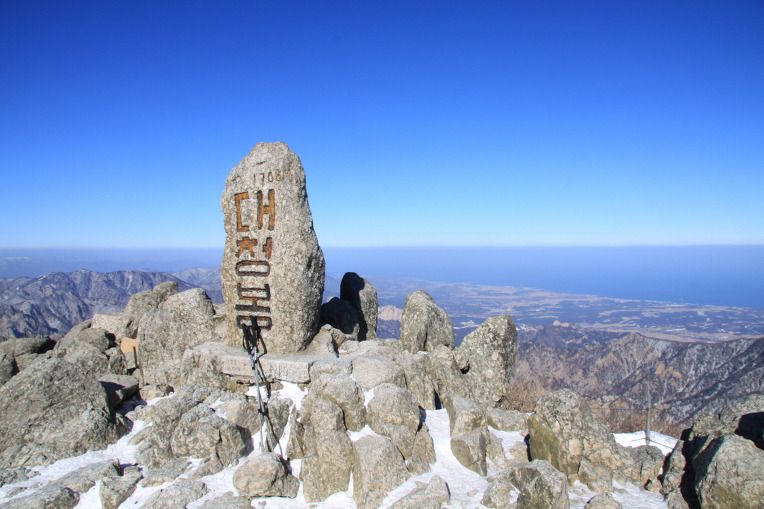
[183,337,396,387]
[186,342,338,385]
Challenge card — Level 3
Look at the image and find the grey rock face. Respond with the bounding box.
[0,337,54,374]
[451,428,488,476]
[367,383,422,458]
[169,404,249,475]
[443,394,486,435]
[509,459,570,509]
[390,475,450,509]
[352,355,406,391]
[221,142,325,353]
[487,407,528,431]
[424,345,471,401]
[310,373,367,431]
[399,291,454,353]
[396,351,438,410]
[139,288,216,386]
[407,424,436,474]
[528,389,636,491]
[0,357,119,468]
[198,494,252,509]
[142,479,208,509]
[124,281,179,329]
[233,453,299,498]
[320,297,360,339]
[297,385,355,501]
[458,315,517,407]
[99,466,142,509]
[340,272,378,340]
[585,493,623,509]
[692,434,764,509]
[91,313,133,340]
[0,486,79,509]
[352,435,409,509]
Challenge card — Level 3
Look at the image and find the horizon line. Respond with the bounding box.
[1,243,764,250]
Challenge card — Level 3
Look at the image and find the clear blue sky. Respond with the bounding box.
[1,1,762,248]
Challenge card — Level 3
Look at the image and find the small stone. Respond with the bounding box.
[487,407,528,432]
[233,453,299,498]
[199,494,252,509]
[367,383,422,458]
[510,459,570,509]
[390,475,450,509]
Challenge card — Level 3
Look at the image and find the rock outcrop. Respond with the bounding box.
[221,142,325,353]
[0,357,120,468]
[459,315,517,407]
[399,291,454,353]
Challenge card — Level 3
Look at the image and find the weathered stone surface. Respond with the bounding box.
[340,272,378,340]
[389,475,450,509]
[443,393,486,436]
[510,459,570,509]
[407,424,436,474]
[488,407,528,431]
[301,430,353,501]
[139,383,173,400]
[99,374,139,409]
[99,466,142,509]
[585,493,623,509]
[528,389,637,491]
[458,315,517,407]
[451,428,488,476]
[0,337,54,373]
[482,471,519,509]
[320,297,360,339]
[198,494,252,509]
[169,404,249,475]
[352,435,409,509]
[54,459,119,492]
[141,458,190,487]
[233,453,298,498]
[142,478,207,509]
[423,345,469,401]
[311,373,366,431]
[352,355,406,391]
[222,142,325,353]
[139,288,216,386]
[367,383,422,458]
[0,486,79,509]
[0,357,119,468]
[396,351,438,410]
[124,281,179,334]
[0,352,16,386]
[399,291,454,353]
[692,434,764,509]
[91,313,133,340]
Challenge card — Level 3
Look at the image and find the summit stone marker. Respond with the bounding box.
[222,142,325,353]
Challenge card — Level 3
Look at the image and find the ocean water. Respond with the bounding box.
[1,246,762,310]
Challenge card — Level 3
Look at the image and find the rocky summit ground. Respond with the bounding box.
[0,278,762,509]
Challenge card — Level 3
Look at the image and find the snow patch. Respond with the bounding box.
[614,430,677,455]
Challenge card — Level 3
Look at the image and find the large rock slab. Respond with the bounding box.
[399,291,454,353]
[139,288,216,386]
[458,315,517,407]
[221,142,325,353]
[0,357,120,468]
[352,435,409,509]
[528,389,644,491]
[692,434,764,509]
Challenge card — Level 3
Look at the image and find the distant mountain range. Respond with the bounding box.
[0,270,189,338]
[2,268,762,433]
[509,323,764,432]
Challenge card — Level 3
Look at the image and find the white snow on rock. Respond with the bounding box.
[614,430,678,455]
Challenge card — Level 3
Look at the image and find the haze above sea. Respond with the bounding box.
[1,246,762,310]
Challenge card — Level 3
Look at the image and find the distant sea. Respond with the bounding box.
[1,246,762,310]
